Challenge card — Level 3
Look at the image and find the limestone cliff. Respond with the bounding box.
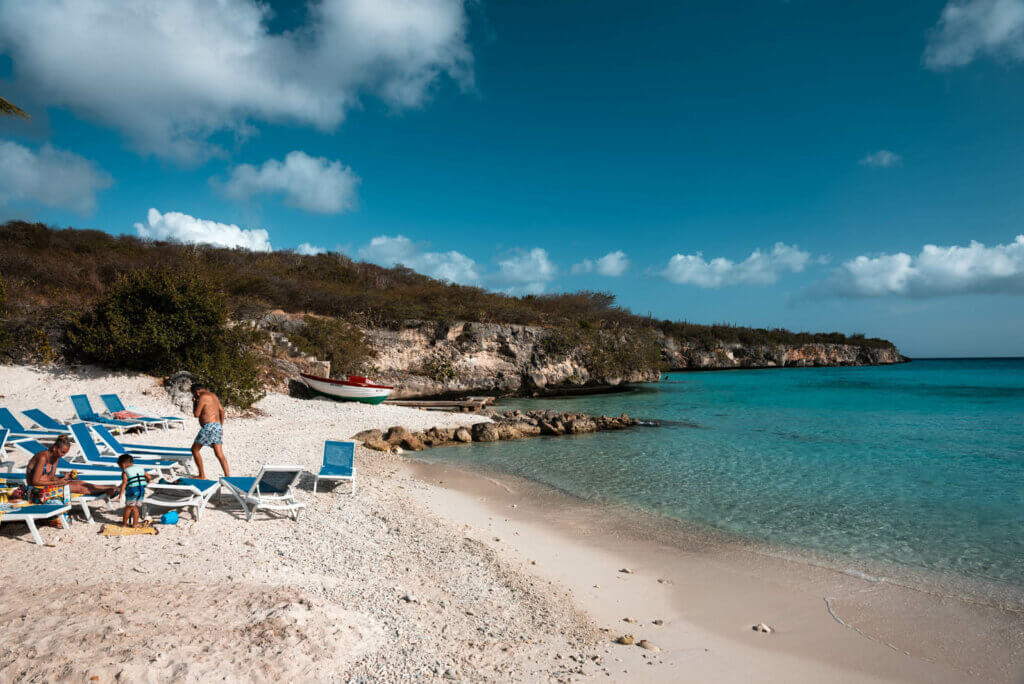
[260,314,905,398]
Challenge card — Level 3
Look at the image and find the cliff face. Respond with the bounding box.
[660,337,905,369]
[366,321,659,399]
[261,314,904,398]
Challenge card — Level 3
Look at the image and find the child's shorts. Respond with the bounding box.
[125,486,145,505]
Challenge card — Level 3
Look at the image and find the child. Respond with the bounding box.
[117,454,152,528]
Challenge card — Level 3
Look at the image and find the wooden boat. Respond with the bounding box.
[299,373,394,405]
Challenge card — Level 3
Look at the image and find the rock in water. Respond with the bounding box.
[471,423,500,442]
[453,427,472,443]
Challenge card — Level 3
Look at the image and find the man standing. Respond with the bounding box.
[190,382,230,480]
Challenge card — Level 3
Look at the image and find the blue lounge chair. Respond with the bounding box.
[0,471,123,485]
[0,408,68,439]
[100,394,183,430]
[22,408,84,434]
[0,504,71,545]
[67,424,181,476]
[313,440,356,494]
[91,425,194,458]
[70,395,146,432]
[220,465,305,522]
[142,478,220,521]
[12,439,136,475]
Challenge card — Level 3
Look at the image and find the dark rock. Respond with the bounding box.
[453,427,472,443]
[471,423,501,442]
[351,429,383,443]
[164,370,198,413]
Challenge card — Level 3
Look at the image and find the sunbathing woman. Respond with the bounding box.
[25,435,117,501]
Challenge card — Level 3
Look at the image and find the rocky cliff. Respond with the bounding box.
[366,321,659,399]
[659,337,905,370]
[260,314,905,399]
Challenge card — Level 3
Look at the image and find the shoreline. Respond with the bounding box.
[1,364,1020,682]
[403,455,1023,683]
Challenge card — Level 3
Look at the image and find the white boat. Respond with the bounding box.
[299,373,394,405]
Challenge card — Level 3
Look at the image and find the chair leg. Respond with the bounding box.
[313,477,318,495]
[25,519,42,546]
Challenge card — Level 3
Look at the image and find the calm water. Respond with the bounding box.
[421,359,1024,597]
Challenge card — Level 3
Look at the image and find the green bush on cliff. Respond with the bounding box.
[65,268,265,408]
[287,316,372,376]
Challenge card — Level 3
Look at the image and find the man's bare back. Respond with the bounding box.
[190,384,229,480]
[194,390,224,426]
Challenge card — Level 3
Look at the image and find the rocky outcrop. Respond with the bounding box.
[659,337,904,370]
[367,321,658,399]
[255,314,904,399]
[353,409,647,453]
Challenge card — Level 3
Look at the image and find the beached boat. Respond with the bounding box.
[299,373,394,405]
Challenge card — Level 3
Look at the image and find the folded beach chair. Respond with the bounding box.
[0,408,69,439]
[100,394,183,430]
[71,395,148,432]
[0,504,71,545]
[313,440,356,494]
[67,424,181,477]
[142,478,220,521]
[219,465,306,522]
[91,425,194,459]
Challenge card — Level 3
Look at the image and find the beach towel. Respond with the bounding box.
[99,522,158,536]
[113,411,144,420]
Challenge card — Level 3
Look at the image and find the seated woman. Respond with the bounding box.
[25,435,117,502]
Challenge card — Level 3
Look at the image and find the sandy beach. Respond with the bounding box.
[0,365,1020,682]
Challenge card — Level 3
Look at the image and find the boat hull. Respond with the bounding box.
[300,374,393,405]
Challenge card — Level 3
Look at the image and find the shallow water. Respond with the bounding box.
[420,359,1024,601]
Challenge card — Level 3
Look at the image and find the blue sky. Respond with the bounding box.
[1,0,1022,357]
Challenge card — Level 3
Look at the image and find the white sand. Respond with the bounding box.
[0,365,1019,682]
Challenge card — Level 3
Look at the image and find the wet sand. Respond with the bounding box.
[406,457,1023,683]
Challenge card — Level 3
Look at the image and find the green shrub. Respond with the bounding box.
[65,268,265,408]
[287,316,372,377]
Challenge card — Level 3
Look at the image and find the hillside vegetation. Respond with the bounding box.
[0,222,895,403]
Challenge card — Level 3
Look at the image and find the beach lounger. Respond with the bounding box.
[21,408,97,435]
[0,408,69,439]
[313,440,356,494]
[0,504,71,545]
[219,465,306,522]
[10,439,153,475]
[0,473,110,522]
[91,425,194,459]
[100,394,183,430]
[67,424,181,477]
[70,395,147,432]
[142,478,219,521]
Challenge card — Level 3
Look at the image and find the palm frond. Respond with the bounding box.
[0,97,30,120]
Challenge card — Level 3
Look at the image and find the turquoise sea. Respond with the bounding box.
[420,359,1024,602]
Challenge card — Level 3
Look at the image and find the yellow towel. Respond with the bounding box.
[99,523,158,537]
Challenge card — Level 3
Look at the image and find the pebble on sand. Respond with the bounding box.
[619,568,633,574]
[637,640,660,652]
[752,622,774,634]
[615,635,635,645]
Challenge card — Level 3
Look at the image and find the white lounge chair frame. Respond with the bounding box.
[142,479,220,521]
[0,504,71,545]
[219,465,306,522]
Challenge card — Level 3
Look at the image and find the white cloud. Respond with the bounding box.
[826,236,1024,297]
[859,150,902,168]
[357,235,479,285]
[0,0,473,163]
[572,250,629,276]
[661,243,811,288]
[496,248,557,294]
[924,0,1024,69]
[134,208,271,251]
[296,243,327,256]
[0,139,111,213]
[220,151,360,213]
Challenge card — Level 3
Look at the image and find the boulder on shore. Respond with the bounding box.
[471,423,501,442]
[384,426,426,451]
[453,427,472,443]
[351,429,383,443]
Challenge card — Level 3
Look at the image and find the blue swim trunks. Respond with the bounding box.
[194,422,223,447]
[125,486,145,505]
